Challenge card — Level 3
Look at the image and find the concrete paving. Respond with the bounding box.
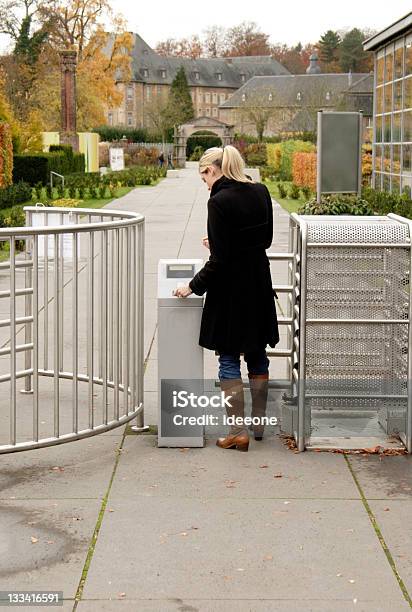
[0,163,411,611]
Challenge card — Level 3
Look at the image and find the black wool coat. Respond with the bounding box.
[189,175,279,354]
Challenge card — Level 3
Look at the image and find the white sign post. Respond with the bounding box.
[109,148,125,171]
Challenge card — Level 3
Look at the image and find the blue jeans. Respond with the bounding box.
[218,349,269,380]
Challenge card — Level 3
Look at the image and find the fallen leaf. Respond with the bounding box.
[259,464,269,468]
[349,579,355,584]
[30,536,38,544]
[46,540,54,545]
[264,555,273,561]
[274,473,283,478]
[118,593,126,599]
[384,507,390,511]
[51,466,64,472]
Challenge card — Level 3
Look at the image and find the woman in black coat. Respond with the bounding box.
[174,146,279,452]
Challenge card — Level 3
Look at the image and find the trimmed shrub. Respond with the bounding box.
[289,183,300,199]
[0,122,13,187]
[0,181,32,209]
[186,131,221,158]
[277,182,288,199]
[266,140,315,180]
[292,151,317,190]
[362,187,412,218]
[13,149,85,185]
[244,143,267,166]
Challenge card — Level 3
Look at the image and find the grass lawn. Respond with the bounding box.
[264,179,306,214]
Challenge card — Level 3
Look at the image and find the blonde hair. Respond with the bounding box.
[199,145,253,183]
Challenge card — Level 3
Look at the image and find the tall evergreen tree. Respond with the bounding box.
[318,30,341,65]
[339,28,369,72]
[166,66,194,125]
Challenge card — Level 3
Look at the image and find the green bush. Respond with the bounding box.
[0,181,32,209]
[277,182,288,199]
[298,195,374,216]
[13,149,85,185]
[301,185,312,200]
[244,143,267,166]
[289,183,300,199]
[362,187,412,218]
[278,140,315,181]
[260,166,276,181]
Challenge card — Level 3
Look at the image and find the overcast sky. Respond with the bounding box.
[0,1,411,52]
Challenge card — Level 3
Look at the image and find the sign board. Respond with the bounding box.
[31,210,81,260]
[317,111,362,199]
[109,148,125,171]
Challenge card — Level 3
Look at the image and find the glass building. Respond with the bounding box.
[364,13,412,195]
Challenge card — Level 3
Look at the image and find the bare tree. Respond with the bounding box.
[236,85,283,140]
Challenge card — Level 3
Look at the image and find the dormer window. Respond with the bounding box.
[161,69,166,79]
[241,93,246,102]
[143,68,149,78]
[296,91,302,101]
[194,71,200,80]
[241,74,246,82]
[216,72,222,81]
[325,91,331,101]
[268,93,273,101]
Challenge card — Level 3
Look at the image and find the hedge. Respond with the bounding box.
[292,151,317,190]
[13,149,85,185]
[267,140,316,181]
[0,122,13,188]
[0,181,32,209]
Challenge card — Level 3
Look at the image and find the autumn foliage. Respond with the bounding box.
[292,152,317,190]
[0,123,13,188]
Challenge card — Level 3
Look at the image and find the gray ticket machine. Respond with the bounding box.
[157,259,204,447]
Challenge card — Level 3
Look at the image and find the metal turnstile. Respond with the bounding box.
[282,213,412,453]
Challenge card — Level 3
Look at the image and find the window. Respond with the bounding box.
[127,86,133,100]
[108,112,113,126]
[205,92,210,103]
[161,69,166,78]
[212,93,217,104]
[143,68,149,78]
[268,93,273,101]
[212,107,218,116]
[240,74,246,82]
[198,108,203,115]
[325,91,331,101]
[216,72,222,81]
[205,108,210,116]
[195,71,200,80]
[146,86,151,101]
[127,113,133,126]
[241,93,246,102]
[296,92,302,101]
[219,93,225,103]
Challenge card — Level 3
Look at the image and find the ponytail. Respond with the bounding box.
[199,145,253,183]
[222,145,253,183]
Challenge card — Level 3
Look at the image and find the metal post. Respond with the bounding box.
[32,235,39,441]
[358,111,363,198]
[316,110,323,204]
[10,238,16,446]
[22,210,33,393]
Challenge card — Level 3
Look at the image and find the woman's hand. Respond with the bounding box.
[202,236,210,250]
[173,285,193,298]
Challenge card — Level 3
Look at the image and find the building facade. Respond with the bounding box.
[219,61,373,139]
[364,12,412,195]
[107,33,290,129]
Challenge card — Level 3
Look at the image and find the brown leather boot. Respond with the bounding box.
[248,373,269,441]
[216,378,249,452]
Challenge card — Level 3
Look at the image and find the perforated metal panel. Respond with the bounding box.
[289,214,412,452]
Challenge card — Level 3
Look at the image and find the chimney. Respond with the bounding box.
[306,52,321,75]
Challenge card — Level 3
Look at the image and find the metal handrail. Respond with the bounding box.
[0,207,146,453]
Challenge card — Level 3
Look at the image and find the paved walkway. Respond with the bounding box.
[0,164,411,611]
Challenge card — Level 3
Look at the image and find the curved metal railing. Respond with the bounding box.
[0,206,145,453]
